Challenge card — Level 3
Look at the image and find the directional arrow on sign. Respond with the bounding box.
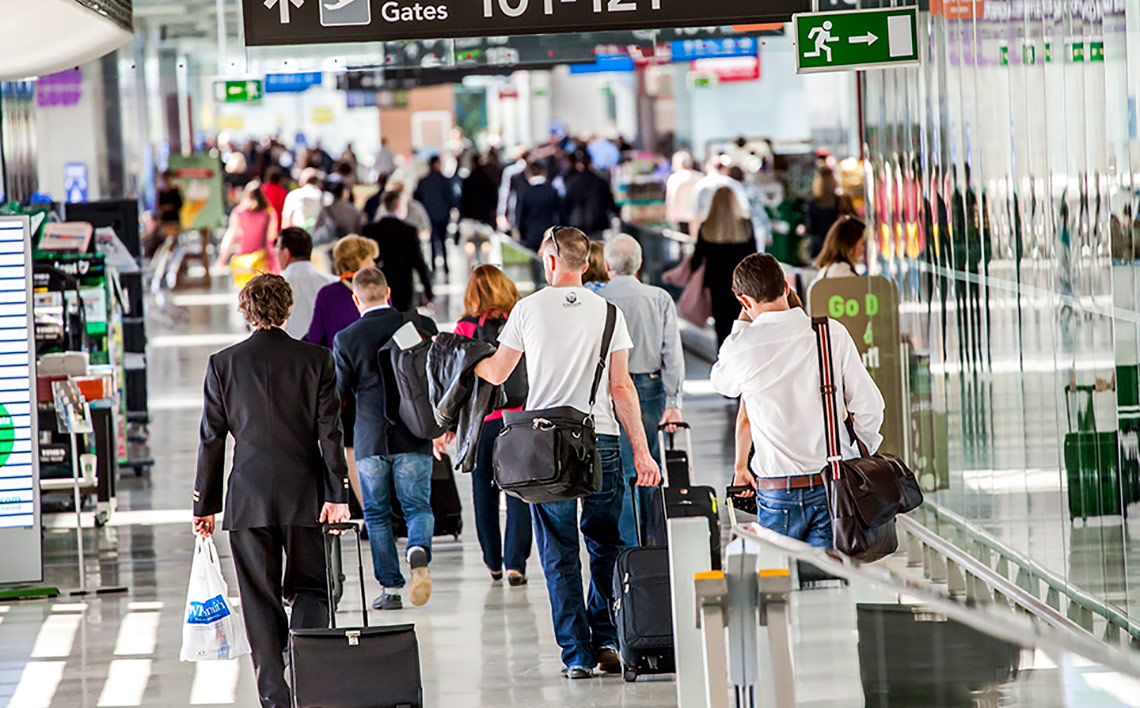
[265,0,304,24]
[848,32,878,46]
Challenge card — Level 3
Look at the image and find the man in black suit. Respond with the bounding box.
[193,274,350,708]
[361,189,434,312]
[517,161,564,287]
[333,267,443,611]
[564,151,619,241]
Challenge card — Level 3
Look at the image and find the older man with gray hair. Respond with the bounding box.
[602,234,684,547]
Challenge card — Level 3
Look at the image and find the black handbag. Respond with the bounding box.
[289,523,423,708]
[813,317,923,562]
[493,302,617,504]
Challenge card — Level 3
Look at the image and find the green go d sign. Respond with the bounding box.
[793,7,920,74]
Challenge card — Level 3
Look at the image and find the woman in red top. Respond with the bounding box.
[261,166,289,223]
[454,265,533,585]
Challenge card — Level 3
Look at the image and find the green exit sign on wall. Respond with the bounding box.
[215,80,264,103]
[793,7,920,74]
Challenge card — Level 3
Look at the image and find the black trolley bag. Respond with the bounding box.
[612,541,675,682]
[660,423,722,570]
[391,453,463,540]
[289,523,423,708]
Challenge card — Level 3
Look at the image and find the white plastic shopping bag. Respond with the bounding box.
[180,535,251,662]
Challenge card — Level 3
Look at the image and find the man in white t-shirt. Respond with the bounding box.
[475,226,660,680]
[282,168,325,232]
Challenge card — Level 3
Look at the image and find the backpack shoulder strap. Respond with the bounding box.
[589,302,618,410]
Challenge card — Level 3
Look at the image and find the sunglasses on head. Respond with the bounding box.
[546,225,586,257]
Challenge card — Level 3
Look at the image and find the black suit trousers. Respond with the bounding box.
[230,526,329,708]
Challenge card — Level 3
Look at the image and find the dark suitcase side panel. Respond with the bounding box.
[290,624,422,708]
[664,485,721,570]
[614,547,675,678]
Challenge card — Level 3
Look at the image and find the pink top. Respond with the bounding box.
[233,207,278,273]
[455,318,522,422]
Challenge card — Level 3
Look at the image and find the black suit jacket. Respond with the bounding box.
[362,216,434,311]
[517,181,564,251]
[565,170,619,237]
[194,328,349,530]
[333,308,439,459]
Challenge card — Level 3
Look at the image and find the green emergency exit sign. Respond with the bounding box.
[215,80,264,103]
[793,7,920,74]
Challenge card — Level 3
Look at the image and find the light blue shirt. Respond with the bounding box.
[601,276,684,408]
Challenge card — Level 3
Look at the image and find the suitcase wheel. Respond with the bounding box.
[623,668,637,683]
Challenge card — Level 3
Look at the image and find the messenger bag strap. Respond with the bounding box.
[812,316,844,481]
[589,303,618,411]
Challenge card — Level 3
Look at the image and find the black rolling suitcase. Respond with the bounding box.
[612,545,675,682]
[391,453,463,540]
[660,424,722,570]
[289,523,423,708]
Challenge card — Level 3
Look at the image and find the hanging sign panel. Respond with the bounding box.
[243,0,811,47]
[0,216,42,585]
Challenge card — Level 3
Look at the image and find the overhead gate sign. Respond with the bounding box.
[244,0,812,46]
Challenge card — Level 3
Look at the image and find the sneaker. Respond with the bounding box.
[407,546,432,607]
[371,592,403,611]
[596,646,622,675]
[561,666,593,680]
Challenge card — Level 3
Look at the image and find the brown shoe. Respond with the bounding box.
[407,546,432,607]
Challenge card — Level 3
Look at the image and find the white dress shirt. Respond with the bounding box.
[710,308,885,478]
[282,261,337,339]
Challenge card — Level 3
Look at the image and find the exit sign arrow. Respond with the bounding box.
[794,6,919,74]
[265,0,304,24]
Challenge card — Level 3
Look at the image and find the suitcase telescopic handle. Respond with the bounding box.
[656,421,693,485]
[322,522,369,630]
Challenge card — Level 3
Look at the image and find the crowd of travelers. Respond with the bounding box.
[186,131,875,708]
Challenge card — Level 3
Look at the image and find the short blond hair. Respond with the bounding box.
[540,226,589,270]
[332,235,379,275]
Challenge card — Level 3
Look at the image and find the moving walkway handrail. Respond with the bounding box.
[913,500,1140,643]
[729,520,1140,678]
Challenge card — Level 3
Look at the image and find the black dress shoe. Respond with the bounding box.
[507,573,527,587]
[371,592,403,611]
[596,646,622,675]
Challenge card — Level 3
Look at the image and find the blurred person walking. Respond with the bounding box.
[193,274,350,708]
[316,182,367,242]
[277,227,336,340]
[262,167,289,224]
[516,162,564,287]
[665,151,702,234]
[460,152,500,228]
[414,155,458,276]
[805,166,855,260]
[564,151,619,241]
[692,187,758,347]
[361,190,434,312]
[601,235,684,547]
[813,215,866,282]
[282,168,326,232]
[690,155,751,238]
[473,227,661,679]
[334,268,445,611]
[453,265,533,585]
[216,182,280,280]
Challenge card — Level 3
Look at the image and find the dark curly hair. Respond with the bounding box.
[238,274,293,329]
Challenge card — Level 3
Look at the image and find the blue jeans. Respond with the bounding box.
[531,435,624,670]
[618,373,666,548]
[472,418,532,573]
[357,453,434,589]
[754,484,833,548]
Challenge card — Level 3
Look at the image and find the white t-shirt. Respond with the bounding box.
[498,286,634,437]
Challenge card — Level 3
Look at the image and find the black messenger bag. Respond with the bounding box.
[813,317,924,562]
[493,302,617,504]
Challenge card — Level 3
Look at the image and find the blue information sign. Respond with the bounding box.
[264,71,323,93]
[569,54,635,74]
[670,37,758,62]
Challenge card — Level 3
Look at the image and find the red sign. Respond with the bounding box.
[691,56,760,83]
[933,0,984,19]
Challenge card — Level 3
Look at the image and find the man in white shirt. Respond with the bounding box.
[690,155,752,237]
[282,168,325,231]
[710,253,884,547]
[475,226,660,679]
[277,228,336,339]
[664,150,703,232]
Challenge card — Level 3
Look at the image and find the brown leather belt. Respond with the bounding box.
[754,473,826,491]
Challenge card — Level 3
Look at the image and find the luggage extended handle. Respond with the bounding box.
[656,421,694,485]
[322,522,369,630]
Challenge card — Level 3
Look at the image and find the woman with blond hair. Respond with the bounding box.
[453,265,532,585]
[691,186,757,346]
[813,215,866,282]
[306,235,378,349]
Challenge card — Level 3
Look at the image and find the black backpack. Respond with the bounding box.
[381,312,447,441]
[471,312,528,410]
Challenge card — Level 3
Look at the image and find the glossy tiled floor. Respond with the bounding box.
[0,252,741,708]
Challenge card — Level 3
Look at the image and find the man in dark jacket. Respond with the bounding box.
[413,155,457,275]
[362,190,434,311]
[193,274,350,708]
[516,162,564,252]
[333,267,445,611]
[460,153,499,227]
[564,151,619,240]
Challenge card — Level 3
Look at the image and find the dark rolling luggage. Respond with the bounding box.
[289,522,423,708]
[391,454,463,540]
[612,546,675,682]
[660,424,721,570]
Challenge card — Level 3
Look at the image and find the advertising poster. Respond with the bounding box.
[168,154,227,231]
